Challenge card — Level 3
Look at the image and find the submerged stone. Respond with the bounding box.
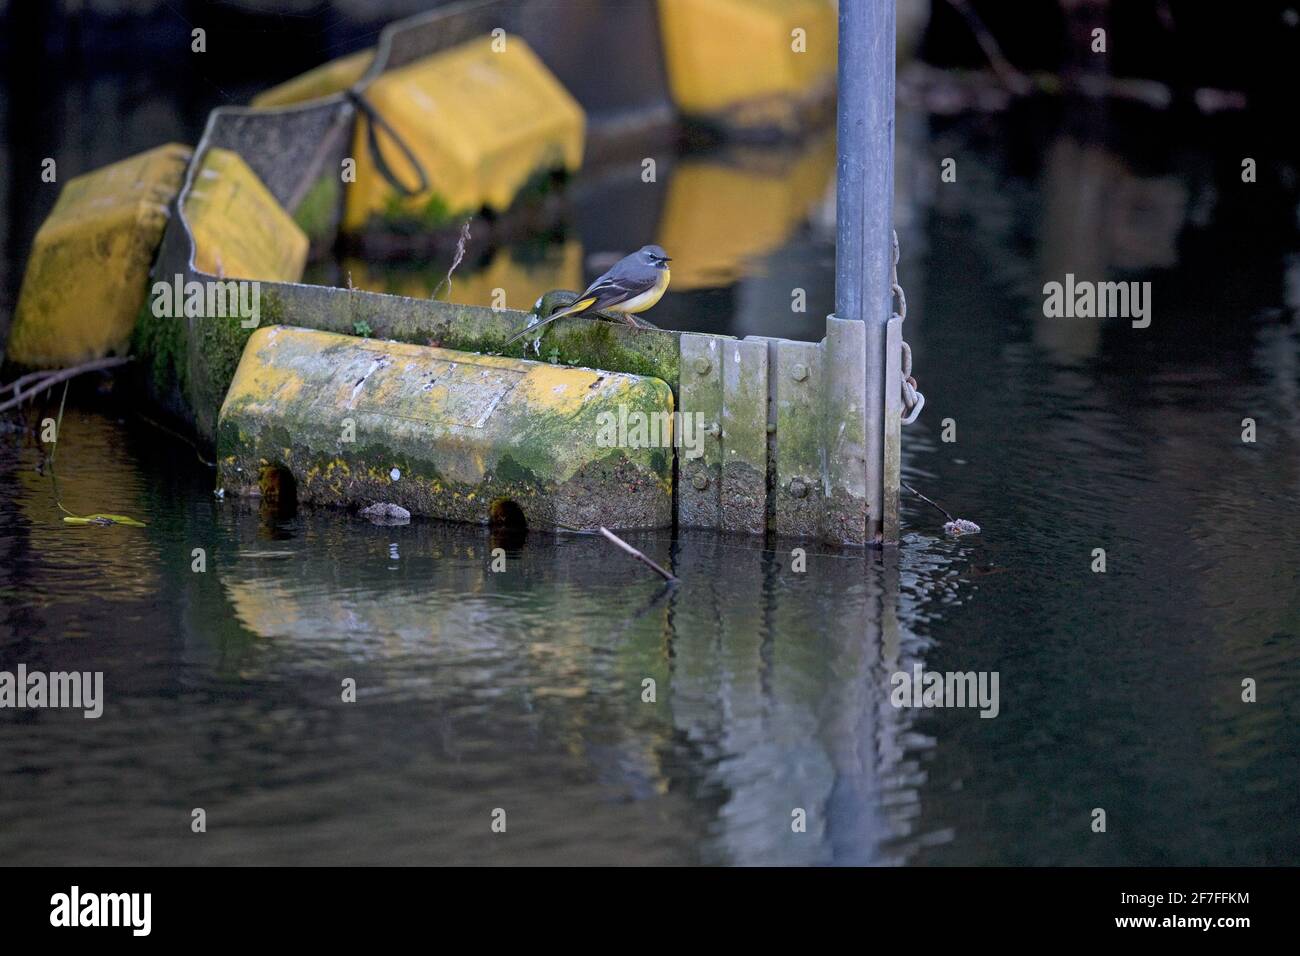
[361,502,412,525]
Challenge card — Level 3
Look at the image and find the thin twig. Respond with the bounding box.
[134,411,216,468]
[599,526,678,583]
[4,368,53,395]
[431,218,472,301]
[945,0,1032,95]
[50,380,76,517]
[902,480,956,523]
[50,380,69,468]
[0,356,133,414]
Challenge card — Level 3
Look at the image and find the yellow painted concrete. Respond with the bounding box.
[342,36,585,231]
[7,143,192,367]
[250,48,374,108]
[183,147,309,282]
[657,0,836,115]
[656,133,835,290]
[225,325,634,423]
[220,325,675,524]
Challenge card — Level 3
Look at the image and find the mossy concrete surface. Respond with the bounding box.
[719,338,768,535]
[144,275,684,446]
[217,326,674,530]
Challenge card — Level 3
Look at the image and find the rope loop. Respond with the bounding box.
[345,88,430,198]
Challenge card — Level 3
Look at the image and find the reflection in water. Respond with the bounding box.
[321,240,585,315]
[3,92,1299,864]
[302,131,840,344]
[655,134,836,291]
[209,513,951,865]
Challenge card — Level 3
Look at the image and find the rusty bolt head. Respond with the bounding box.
[693,356,711,375]
[692,472,709,490]
[791,363,809,382]
[790,478,808,498]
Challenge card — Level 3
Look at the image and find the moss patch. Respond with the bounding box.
[291,173,341,243]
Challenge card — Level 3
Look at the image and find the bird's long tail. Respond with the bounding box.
[502,296,594,347]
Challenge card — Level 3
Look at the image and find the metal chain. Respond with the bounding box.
[893,229,924,425]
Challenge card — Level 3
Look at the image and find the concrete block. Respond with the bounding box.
[342,35,585,232]
[217,326,674,530]
[183,147,309,282]
[8,143,192,367]
[657,0,836,132]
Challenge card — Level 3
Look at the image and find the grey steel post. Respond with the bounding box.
[832,0,896,544]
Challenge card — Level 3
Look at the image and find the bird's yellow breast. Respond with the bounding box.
[611,268,671,314]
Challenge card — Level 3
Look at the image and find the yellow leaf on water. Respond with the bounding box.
[63,513,147,527]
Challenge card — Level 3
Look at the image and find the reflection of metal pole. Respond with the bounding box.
[832,0,896,544]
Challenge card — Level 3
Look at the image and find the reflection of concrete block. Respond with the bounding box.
[656,135,835,290]
[8,143,191,367]
[218,326,674,530]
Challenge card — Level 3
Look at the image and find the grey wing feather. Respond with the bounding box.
[577,267,658,310]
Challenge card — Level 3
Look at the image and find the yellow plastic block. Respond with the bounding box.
[657,134,835,290]
[343,36,585,231]
[7,143,192,368]
[657,0,836,115]
[183,148,309,282]
[250,49,374,108]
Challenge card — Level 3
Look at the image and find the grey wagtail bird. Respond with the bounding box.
[504,244,672,346]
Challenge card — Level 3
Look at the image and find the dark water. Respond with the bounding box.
[3,82,1299,864]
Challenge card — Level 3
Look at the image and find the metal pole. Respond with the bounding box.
[834,0,895,544]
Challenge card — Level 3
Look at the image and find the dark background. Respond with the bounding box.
[4,0,1300,326]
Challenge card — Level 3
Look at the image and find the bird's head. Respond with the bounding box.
[639,244,672,269]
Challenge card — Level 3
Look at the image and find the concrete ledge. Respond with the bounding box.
[216,326,674,530]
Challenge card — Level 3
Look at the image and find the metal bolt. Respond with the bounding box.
[692,473,709,490]
[791,363,809,382]
[790,478,808,499]
[693,356,711,375]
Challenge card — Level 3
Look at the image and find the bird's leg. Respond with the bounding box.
[588,308,652,330]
